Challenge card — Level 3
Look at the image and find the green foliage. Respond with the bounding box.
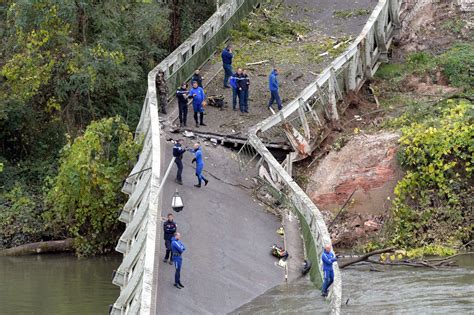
[406,245,457,258]
[230,7,309,42]
[45,117,140,256]
[390,99,473,247]
[440,17,465,34]
[437,43,474,89]
[333,8,371,19]
[0,184,44,248]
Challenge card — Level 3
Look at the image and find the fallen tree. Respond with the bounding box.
[339,248,474,269]
[0,239,74,256]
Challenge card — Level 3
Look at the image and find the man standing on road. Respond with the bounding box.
[191,142,209,188]
[176,82,188,127]
[163,214,177,265]
[239,69,250,113]
[321,243,338,297]
[156,69,169,114]
[173,139,186,185]
[230,68,242,111]
[221,44,234,88]
[268,68,282,111]
[171,232,186,289]
[191,69,203,88]
[188,81,206,127]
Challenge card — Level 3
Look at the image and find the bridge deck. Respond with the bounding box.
[164,0,376,142]
[154,140,284,314]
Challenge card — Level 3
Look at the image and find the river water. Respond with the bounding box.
[234,255,474,314]
[0,254,120,315]
[0,254,472,314]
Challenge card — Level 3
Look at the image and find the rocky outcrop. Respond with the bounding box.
[307,132,401,216]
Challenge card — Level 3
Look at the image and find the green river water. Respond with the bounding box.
[0,254,120,315]
[0,254,472,314]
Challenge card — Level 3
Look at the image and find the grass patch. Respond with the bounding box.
[333,8,371,19]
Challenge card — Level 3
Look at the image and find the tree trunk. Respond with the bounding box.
[0,239,75,256]
[169,0,181,50]
[339,247,397,268]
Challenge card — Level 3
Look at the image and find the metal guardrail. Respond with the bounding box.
[240,0,405,313]
[110,1,260,314]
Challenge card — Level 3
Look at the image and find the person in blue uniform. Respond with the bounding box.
[230,68,242,111]
[171,232,186,289]
[173,139,186,185]
[221,44,234,88]
[188,81,206,128]
[191,142,209,188]
[238,69,250,113]
[321,243,338,297]
[176,82,188,127]
[268,68,282,111]
[191,69,203,88]
[163,213,177,264]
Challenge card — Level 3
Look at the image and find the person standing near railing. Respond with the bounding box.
[191,69,204,88]
[268,68,282,111]
[171,232,186,289]
[221,44,234,88]
[173,139,186,185]
[321,243,338,297]
[188,81,207,127]
[156,69,169,114]
[163,213,177,265]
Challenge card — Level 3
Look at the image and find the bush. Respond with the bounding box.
[0,184,44,248]
[390,99,473,247]
[45,116,140,256]
[437,43,474,90]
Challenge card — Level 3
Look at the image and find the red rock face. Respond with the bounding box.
[307,133,401,216]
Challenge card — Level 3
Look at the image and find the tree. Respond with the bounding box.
[45,116,141,256]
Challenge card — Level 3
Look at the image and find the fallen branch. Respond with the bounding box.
[328,189,357,231]
[0,239,74,256]
[339,247,397,268]
[246,59,269,66]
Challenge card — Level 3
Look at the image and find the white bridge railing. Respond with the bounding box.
[239,0,405,313]
[110,1,260,314]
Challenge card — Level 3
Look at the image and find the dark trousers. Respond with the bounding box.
[164,239,172,260]
[175,158,183,182]
[223,64,233,87]
[240,90,249,112]
[232,87,240,110]
[178,103,187,125]
[268,90,282,110]
[322,269,334,294]
[174,258,182,284]
[194,111,204,125]
[159,94,167,113]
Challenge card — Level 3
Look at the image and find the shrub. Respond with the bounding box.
[390,99,473,247]
[45,116,140,256]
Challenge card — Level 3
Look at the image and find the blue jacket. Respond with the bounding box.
[321,250,337,271]
[188,86,205,112]
[221,48,233,65]
[171,237,186,259]
[229,74,237,89]
[194,147,204,168]
[269,70,279,92]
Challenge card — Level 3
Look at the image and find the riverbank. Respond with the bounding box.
[292,0,473,254]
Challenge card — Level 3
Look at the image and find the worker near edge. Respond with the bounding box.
[163,213,177,265]
[173,139,186,185]
[321,243,338,297]
[268,68,282,111]
[188,81,206,128]
[190,142,209,188]
[171,232,186,289]
[239,69,250,113]
[221,44,234,88]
